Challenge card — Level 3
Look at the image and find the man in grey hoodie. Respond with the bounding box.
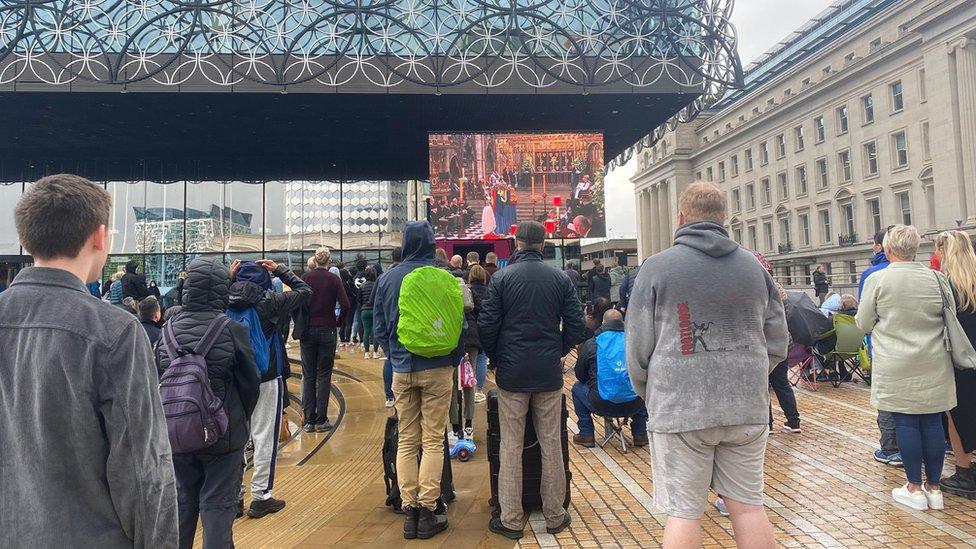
[626,182,788,549]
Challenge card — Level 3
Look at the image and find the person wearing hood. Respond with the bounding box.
[626,182,787,548]
[156,257,260,548]
[373,221,464,540]
[479,221,586,540]
[588,264,612,302]
[228,258,311,519]
[121,259,152,301]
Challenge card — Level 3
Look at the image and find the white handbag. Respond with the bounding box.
[932,270,976,370]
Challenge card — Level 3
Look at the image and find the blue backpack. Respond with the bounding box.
[227,306,273,376]
[596,331,638,404]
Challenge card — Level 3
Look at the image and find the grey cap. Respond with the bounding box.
[516,221,546,245]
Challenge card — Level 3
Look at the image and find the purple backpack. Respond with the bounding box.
[159,316,231,454]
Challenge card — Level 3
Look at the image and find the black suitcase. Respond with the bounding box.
[382,415,455,512]
[486,389,571,514]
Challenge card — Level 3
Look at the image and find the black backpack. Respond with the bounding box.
[382,415,455,512]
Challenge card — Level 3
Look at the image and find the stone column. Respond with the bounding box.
[952,38,976,224]
[658,181,671,251]
[636,189,649,261]
[649,186,660,255]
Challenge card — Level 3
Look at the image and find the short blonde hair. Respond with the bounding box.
[883,224,920,260]
[314,246,331,267]
[678,182,726,224]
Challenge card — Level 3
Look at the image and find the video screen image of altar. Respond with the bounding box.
[428,132,605,239]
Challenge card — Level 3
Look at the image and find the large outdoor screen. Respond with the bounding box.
[428,132,606,239]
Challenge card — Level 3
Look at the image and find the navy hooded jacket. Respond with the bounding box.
[373,221,462,374]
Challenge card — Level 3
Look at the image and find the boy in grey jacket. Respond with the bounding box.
[626,182,788,549]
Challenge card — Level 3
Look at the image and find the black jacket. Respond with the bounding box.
[479,248,586,392]
[121,260,151,301]
[574,320,644,417]
[155,258,261,455]
[464,281,487,350]
[589,270,612,301]
[813,271,829,292]
[229,266,312,383]
[140,319,162,347]
[359,279,376,309]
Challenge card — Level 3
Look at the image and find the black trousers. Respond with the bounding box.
[174,451,243,549]
[340,302,356,343]
[300,326,338,424]
[769,359,800,425]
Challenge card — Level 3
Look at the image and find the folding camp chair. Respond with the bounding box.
[787,343,818,391]
[598,416,630,453]
[814,314,869,388]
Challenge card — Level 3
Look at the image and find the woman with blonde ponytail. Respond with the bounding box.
[936,230,976,499]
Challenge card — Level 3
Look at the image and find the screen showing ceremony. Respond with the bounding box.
[428,132,606,239]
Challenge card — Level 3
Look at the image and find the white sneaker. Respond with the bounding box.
[924,485,944,510]
[447,432,459,447]
[385,398,395,408]
[892,483,928,510]
[713,497,730,517]
[374,352,385,360]
[365,352,372,359]
[474,392,487,403]
[464,427,474,441]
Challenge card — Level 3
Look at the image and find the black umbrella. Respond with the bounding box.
[785,290,834,346]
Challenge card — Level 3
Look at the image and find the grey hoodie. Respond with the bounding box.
[625,221,788,433]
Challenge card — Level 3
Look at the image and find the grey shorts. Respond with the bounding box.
[651,424,768,519]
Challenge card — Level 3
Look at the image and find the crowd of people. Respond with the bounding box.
[3,173,976,549]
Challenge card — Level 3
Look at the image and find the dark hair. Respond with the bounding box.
[365,266,377,281]
[392,246,403,263]
[15,174,111,260]
[355,257,368,271]
[138,296,160,321]
[591,297,612,321]
[874,225,895,246]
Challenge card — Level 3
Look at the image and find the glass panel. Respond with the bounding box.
[185,181,225,253]
[108,181,147,254]
[142,181,186,254]
[0,182,22,253]
[264,251,304,273]
[223,181,263,252]
[264,180,296,252]
[301,180,342,251]
[144,254,185,307]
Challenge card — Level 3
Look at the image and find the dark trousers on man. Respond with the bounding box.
[570,382,647,437]
[174,451,244,549]
[768,359,800,427]
[299,326,338,425]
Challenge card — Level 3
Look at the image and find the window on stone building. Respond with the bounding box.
[746,183,756,209]
[799,213,811,247]
[730,155,739,177]
[796,165,808,196]
[836,105,849,134]
[863,141,878,176]
[732,188,741,212]
[745,148,754,171]
[922,121,931,161]
[891,80,904,112]
[707,167,713,181]
[919,69,927,102]
[760,142,769,165]
[780,217,792,247]
[867,197,882,234]
[718,162,726,182]
[816,158,829,189]
[764,221,774,251]
[820,209,832,244]
[892,131,909,167]
[862,94,874,124]
[776,134,786,158]
[849,260,859,284]
[838,150,852,182]
[842,203,856,236]
[777,172,788,200]
[748,225,758,250]
[814,115,825,143]
[761,178,771,206]
[734,227,742,243]
[794,125,805,151]
[897,191,912,225]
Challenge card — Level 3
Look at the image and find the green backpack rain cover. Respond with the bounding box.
[397,266,464,358]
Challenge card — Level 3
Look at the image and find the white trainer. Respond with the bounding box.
[474,392,487,403]
[385,398,395,408]
[892,483,928,511]
[924,485,944,510]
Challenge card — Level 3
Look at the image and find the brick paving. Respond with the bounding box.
[226,352,976,548]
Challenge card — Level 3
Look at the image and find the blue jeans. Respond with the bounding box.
[351,308,362,342]
[383,358,393,401]
[476,352,488,390]
[571,382,647,437]
[892,412,945,486]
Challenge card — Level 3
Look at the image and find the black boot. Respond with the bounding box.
[942,467,976,499]
[417,507,448,539]
[402,506,419,539]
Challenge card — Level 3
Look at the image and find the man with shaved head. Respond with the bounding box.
[572,309,648,449]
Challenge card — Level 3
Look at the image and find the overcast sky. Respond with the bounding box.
[596,0,836,241]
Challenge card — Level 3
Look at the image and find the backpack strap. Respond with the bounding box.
[162,321,181,362]
[193,315,232,357]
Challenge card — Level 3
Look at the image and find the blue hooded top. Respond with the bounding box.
[372,221,461,373]
[857,250,890,298]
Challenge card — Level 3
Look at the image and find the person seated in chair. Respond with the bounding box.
[572,309,648,448]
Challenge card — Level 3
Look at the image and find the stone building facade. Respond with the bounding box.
[633,0,976,292]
